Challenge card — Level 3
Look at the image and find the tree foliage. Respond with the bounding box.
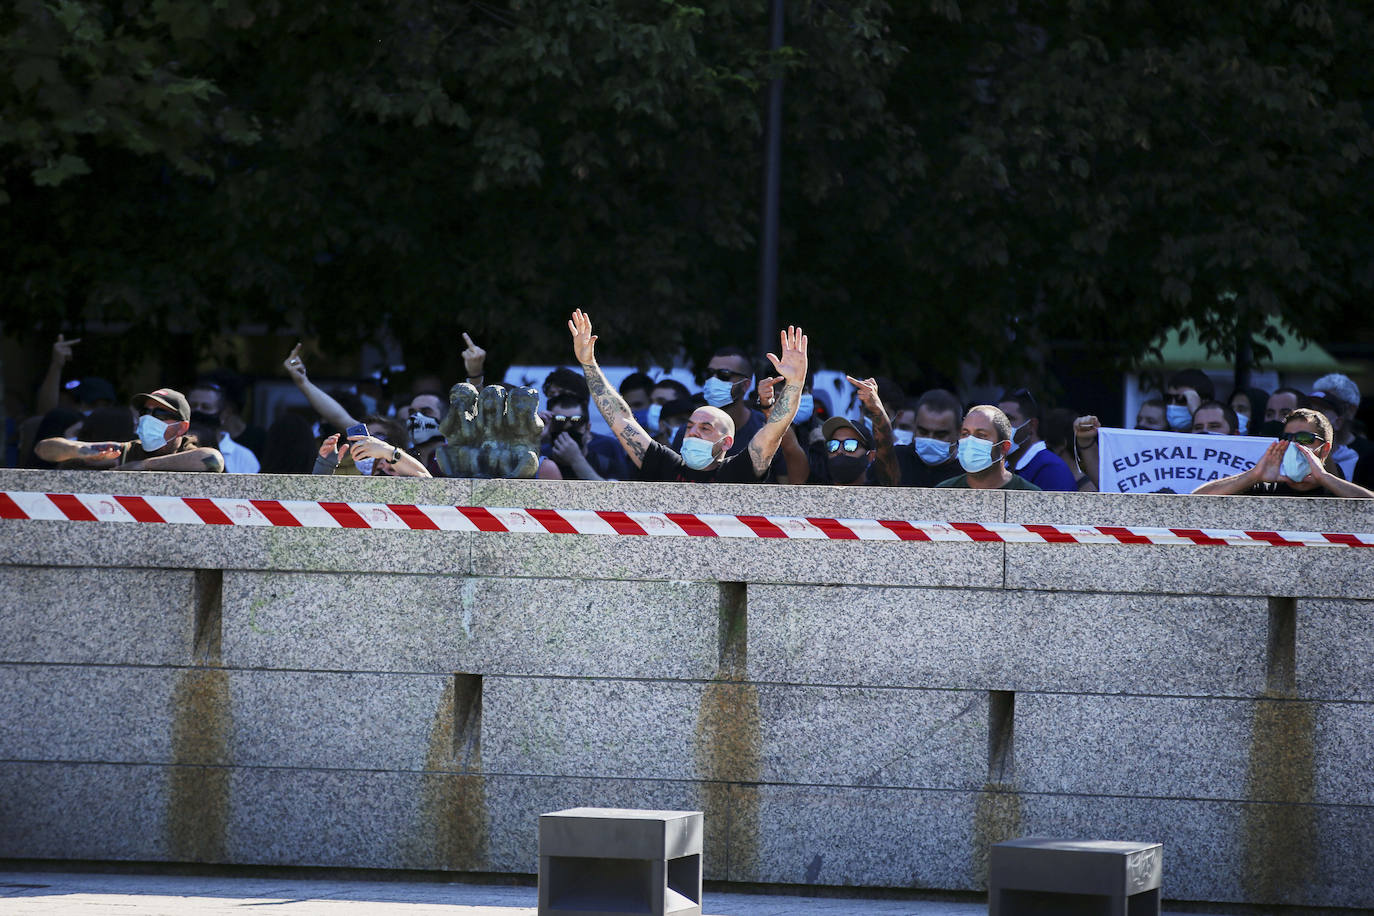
[2,0,1371,383]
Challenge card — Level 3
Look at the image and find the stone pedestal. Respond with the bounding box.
[990,837,1162,915]
[538,807,703,916]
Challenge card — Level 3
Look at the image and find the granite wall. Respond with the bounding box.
[1,468,1372,908]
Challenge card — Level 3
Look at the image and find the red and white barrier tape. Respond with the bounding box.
[1,490,1371,548]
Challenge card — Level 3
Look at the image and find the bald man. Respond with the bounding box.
[568,310,807,483]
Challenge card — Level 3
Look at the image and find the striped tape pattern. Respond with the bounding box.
[1,490,1372,548]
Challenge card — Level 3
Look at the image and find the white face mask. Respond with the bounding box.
[136,414,170,452]
[1280,443,1312,483]
[680,435,718,470]
[702,377,737,408]
[407,412,442,446]
[892,428,915,447]
[957,436,1005,473]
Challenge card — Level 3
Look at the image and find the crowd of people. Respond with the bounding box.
[10,315,1374,499]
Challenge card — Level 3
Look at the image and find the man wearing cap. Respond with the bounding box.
[936,406,1041,490]
[35,388,225,472]
[814,376,899,486]
[1308,374,1371,482]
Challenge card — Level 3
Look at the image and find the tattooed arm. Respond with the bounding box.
[747,326,808,476]
[567,310,654,469]
[848,375,899,486]
[117,446,225,472]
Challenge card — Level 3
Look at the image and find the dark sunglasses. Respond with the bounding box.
[707,368,748,382]
[1165,393,1191,406]
[1280,431,1324,446]
[551,414,584,424]
[827,438,864,454]
[141,408,180,422]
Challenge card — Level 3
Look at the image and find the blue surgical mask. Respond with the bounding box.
[645,402,663,432]
[1235,413,1249,435]
[915,436,953,465]
[680,435,718,470]
[892,428,915,448]
[355,456,376,476]
[793,393,815,424]
[957,436,1003,473]
[1166,404,1192,431]
[702,377,736,408]
[136,414,170,452]
[1281,443,1312,483]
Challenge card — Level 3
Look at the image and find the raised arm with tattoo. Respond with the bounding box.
[568,310,655,468]
[848,374,899,486]
[746,326,808,477]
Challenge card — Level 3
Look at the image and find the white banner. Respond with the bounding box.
[1097,428,1273,494]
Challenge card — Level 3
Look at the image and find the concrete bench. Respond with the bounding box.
[538,807,703,916]
[989,837,1162,916]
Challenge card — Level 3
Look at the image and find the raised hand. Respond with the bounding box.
[52,334,81,366]
[461,332,486,378]
[283,343,309,383]
[756,375,784,408]
[765,326,807,387]
[318,433,349,460]
[1254,440,1285,483]
[846,375,883,416]
[1074,415,1101,450]
[568,310,598,365]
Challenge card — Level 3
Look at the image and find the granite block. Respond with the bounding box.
[1019,791,1374,909]
[226,671,451,771]
[0,566,197,665]
[1015,694,1254,800]
[748,586,1268,696]
[222,573,719,678]
[0,467,474,504]
[0,665,177,763]
[0,761,169,861]
[738,784,984,889]
[482,679,986,789]
[1004,488,1374,534]
[471,478,1007,522]
[1018,694,1374,808]
[1004,542,1374,599]
[471,533,1003,589]
[1297,599,1374,701]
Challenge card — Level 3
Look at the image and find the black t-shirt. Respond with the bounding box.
[896,446,961,488]
[1246,481,1335,497]
[636,440,765,484]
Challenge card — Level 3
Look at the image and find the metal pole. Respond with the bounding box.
[756,0,784,361]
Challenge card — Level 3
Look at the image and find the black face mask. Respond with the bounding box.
[1254,419,1285,439]
[189,410,220,427]
[550,421,587,445]
[828,453,869,483]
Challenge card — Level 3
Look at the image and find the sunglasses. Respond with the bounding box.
[1165,393,1191,406]
[827,438,865,454]
[141,408,181,422]
[551,414,584,424]
[1280,431,1324,446]
[707,368,749,382]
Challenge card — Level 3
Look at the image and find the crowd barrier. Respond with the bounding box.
[1,468,1371,908]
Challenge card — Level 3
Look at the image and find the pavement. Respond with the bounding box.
[0,870,1209,915]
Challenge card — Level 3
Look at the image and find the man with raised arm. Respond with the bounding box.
[568,309,807,483]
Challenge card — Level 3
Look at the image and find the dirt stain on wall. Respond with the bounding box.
[1241,693,1316,902]
[167,667,230,862]
[412,675,488,870]
[695,582,761,880]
